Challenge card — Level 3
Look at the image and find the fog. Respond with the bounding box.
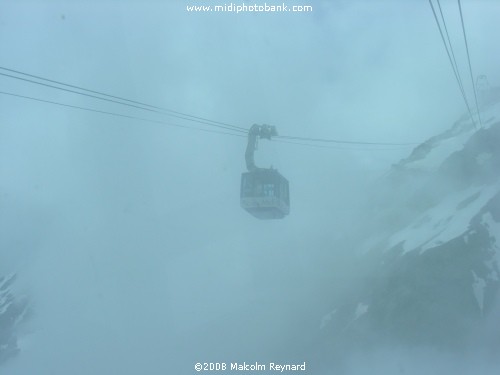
[1,0,500,374]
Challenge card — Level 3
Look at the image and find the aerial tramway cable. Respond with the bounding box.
[428,0,484,128]
[457,0,483,128]
[0,90,246,138]
[0,70,246,134]
[436,0,468,110]
[0,66,420,149]
[428,0,476,127]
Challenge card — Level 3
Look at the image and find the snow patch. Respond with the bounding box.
[471,271,486,315]
[480,101,500,128]
[481,212,500,247]
[354,302,369,320]
[403,102,500,172]
[320,309,337,329]
[405,128,473,171]
[0,274,16,314]
[388,182,500,253]
[0,299,13,315]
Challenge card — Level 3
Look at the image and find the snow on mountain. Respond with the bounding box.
[0,274,28,365]
[388,180,499,254]
[317,94,500,368]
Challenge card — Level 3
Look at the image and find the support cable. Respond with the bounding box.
[437,0,468,108]
[0,67,247,133]
[275,135,418,146]
[1,90,416,150]
[458,0,483,127]
[0,90,246,138]
[428,0,476,127]
[1,68,420,148]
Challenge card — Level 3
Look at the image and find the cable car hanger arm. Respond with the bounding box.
[245,124,278,172]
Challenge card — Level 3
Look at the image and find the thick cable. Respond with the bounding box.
[428,0,476,127]
[0,67,247,133]
[273,138,413,150]
[1,68,421,147]
[0,90,246,138]
[275,135,418,146]
[1,89,419,149]
[458,0,483,127]
[437,0,468,107]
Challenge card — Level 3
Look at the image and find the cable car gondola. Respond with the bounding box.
[240,124,290,219]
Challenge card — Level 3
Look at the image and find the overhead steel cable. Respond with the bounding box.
[458,0,483,128]
[0,72,245,134]
[436,0,468,106]
[0,90,246,138]
[0,67,247,133]
[273,138,414,150]
[1,89,418,150]
[1,67,421,148]
[428,0,476,127]
[275,135,419,146]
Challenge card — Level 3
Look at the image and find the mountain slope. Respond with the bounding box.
[317,98,500,371]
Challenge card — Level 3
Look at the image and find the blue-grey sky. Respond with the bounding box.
[1,1,500,374]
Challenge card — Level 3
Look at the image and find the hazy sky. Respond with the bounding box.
[1,1,500,374]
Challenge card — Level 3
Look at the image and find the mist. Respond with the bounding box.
[1,0,500,374]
